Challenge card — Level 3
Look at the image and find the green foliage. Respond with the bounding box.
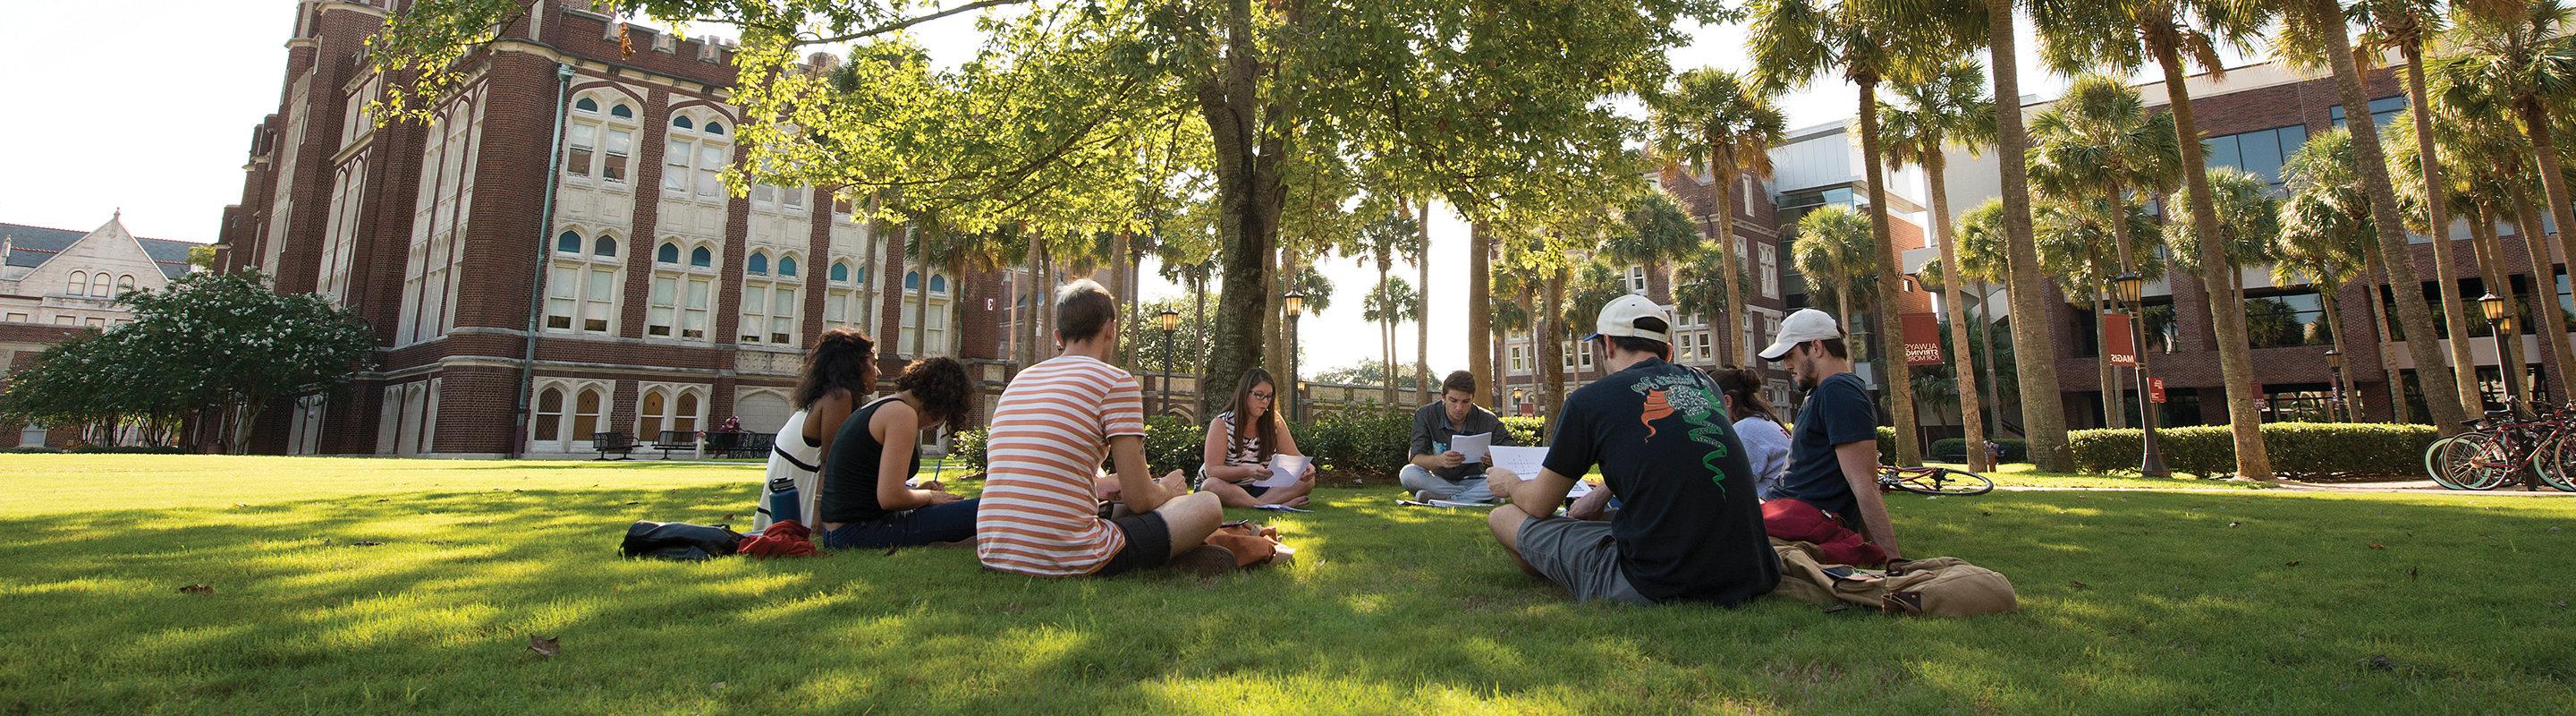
[1117,294,1217,375]
[2067,422,2440,480]
[947,426,990,467]
[1499,416,1548,448]
[1141,414,1207,475]
[1931,437,2029,464]
[1297,411,1413,478]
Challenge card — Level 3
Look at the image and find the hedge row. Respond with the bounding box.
[2,445,186,455]
[2067,422,2437,480]
[945,409,1430,480]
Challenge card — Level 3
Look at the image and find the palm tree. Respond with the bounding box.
[1363,276,1421,407]
[1414,197,1434,403]
[1750,0,1958,465]
[1605,192,1702,321]
[2032,0,2302,476]
[2282,126,2483,413]
[1650,68,1790,365]
[2281,144,2382,421]
[1564,260,1634,384]
[2163,167,2283,317]
[1879,56,1997,470]
[2035,197,2165,428]
[2391,102,2576,400]
[2027,72,2182,430]
[1791,205,1881,354]
[1970,0,2076,473]
[2436,0,2576,405]
[1955,199,2018,441]
[1352,208,1420,406]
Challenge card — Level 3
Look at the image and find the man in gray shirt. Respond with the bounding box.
[1401,371,1516,503]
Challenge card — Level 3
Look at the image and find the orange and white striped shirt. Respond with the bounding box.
[975,354,1148,576]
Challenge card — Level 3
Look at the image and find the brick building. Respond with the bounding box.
[215,1,1011,457]
[2,215,207,447]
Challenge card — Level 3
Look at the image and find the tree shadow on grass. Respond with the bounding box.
[2,486,2571,713]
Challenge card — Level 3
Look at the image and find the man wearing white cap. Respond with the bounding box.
[1480,294,1778,605]
[1757,308,1902,560]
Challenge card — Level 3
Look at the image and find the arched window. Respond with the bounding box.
[572,388,603,439]
[690,246,712,268]
[640,389,668,437]
[829,261,850,283]
[741,251,800,345]
[648,243,715,340]
[116,275,135,293]
[547,231,621,333]
[904,271,920,290]
[825,259,863,327]
[564,93,635,184]
[67,272,87,295]
[657,242,680,264]
[674,390,702,433]
[928,274,948,294]
[534,387,565,442]
[900,272,953,356]
[89,275,109,298]
[664,111,729,202]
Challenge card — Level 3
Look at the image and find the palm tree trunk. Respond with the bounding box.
[2321,286,2352,422]
[1855,80,1919,465]
[1194,273,1210,385]
[1977,278,2005,439]
[2469,213,2529,405]
[2302,0,2466,437]
[2429,206,2481,413]
[2520,93,2576,403]
[2368,256,2412,422]
[1380,263,1398,407]
[1988,0,2071,470]
[2510,199,2575,401]
[2151,38,2272,478]
[1711,152,1743,367]
[2101,177,2140,432]
[863,193,886,337]
[1019,230,1042,369]
[1415,197,1433,403]
[2097,293,2125,430]
[1470,220,1495,405]
[1542,265,1568,438]
[2398,42,2475,412]
[1928,153,1987,470]
[913,234,931,359]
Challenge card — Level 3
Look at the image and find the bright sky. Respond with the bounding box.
[0,4,2177,377]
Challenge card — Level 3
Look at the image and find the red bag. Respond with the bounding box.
[738,519,820,558]
[1762,499,1885,567]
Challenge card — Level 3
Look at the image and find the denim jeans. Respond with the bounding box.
[820,499,980,549]
[1399,465,1494,502]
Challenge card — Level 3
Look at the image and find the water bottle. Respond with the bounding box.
[762,476,801,526]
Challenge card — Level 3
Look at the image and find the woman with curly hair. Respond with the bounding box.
[1196,368,1316,508]
[756,328,877,531]
[815,356,982,548]
[1711,366,1792,500]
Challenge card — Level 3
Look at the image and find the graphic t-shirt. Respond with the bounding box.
[1541,358,1779,605]
[974,355,1148,576]
[1780,372,1879,516]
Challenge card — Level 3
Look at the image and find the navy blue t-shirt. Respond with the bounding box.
[1780,372,1878,516]
[1541,358,1778,605]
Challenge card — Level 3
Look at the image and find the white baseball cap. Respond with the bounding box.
[1758,309,1843,362]
[1582,294,1674,345]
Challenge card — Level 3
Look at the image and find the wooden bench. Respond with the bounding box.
[648,430,698,459]
[591,431,636,461]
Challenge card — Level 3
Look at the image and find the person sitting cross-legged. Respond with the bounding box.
[814,356,980,550]
[1484,294,1780,605]
[1400,371,1517,503]
[975,279,1224,577]
[1758,308,1902,563]
[1196,368,1318,508]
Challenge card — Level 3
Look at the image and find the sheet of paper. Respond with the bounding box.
[1257,454,1311,489]
[1486,446,1548,482]
[1252,503,1311,513]
[1449,432,1492,464]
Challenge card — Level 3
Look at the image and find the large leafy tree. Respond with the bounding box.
[1881,56,1996,467]
[1750,0,1969,465]
[1649,68,1787,365]
[370,0,1716,416]
[2034,0,2315,475]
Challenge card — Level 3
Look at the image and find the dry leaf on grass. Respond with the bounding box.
[2365,655,2396,672]
[178,584,212,595]
[2067,580,2089,591]
[2367,543,2385,550]
[2284,561,2301,567]
[529,636,562,658]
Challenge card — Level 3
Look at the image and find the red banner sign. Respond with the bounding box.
[1902,312,1944,366]
[2104,311,2136,368]
[2149,377,2166,405]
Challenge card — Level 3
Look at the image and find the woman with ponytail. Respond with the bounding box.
[1712,367,1792,500]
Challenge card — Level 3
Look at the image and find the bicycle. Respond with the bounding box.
[1878,465,1994,496]
[2424,403,2576,491]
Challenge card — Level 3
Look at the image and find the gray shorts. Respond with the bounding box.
[1515,516,1650,604]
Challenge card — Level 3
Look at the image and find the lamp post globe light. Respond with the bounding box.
[2476,292,2528,413]
[2110,272,2166,477]
[1284,290,1305,422]
[1157,309,1181,416]
[1513,388,1527,416]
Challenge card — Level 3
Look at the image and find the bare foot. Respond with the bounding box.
[1285,495,1310,508]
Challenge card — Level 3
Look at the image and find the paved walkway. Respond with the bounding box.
[1994,480,2576,497]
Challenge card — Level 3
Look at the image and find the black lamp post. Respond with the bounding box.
[1157,309,1181,416]
[2323,348,2345,422]
[2479,292,2523,411]
[1513,388,1527,417]
[1284,290,1305,422]
[2113,272,2167,477]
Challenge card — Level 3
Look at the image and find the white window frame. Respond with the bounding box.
[663,111,732,205]
[564,93,637,185]
[899,270,954,356]
[648,240,717,341]
[546,228,623,334]
[741,249,802,345]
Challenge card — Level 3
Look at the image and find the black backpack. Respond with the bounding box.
[620,521,743,561]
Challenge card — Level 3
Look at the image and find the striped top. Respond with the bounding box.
[1213,411,1262,466]
[974,354,1148,576]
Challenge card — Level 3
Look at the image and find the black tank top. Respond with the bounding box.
[819,396,920,524]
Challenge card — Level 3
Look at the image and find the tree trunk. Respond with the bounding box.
[2321,286,2352,422]
[1711,152,1743,367]
[2397,44,2480,413]
[1542,265,1568,439]
[2468,213,2528,406]
[863,193,886,340]
[1928,153,1987,470]
[2151,39,2272,478]
[2512,195,2576,401]
[2369,257,2413,423]
[1854,80,1919,465]
[2303,0,2465,436]
[1194,273,1210,386]
[1978,279,2005,439]
[2428,204,2480,413]
[1381,263,1399,407]
[1989,0,2072,470]
[2101,175,2140,432]
[2097,294,2124,429]
[2520,92,2576,405]
[1469,219,1495,408]
[1416,197,1433,404]
[1195,0,1286,418]
[913,234,931,358]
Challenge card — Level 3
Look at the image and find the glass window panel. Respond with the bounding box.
[778,257,797,277]
[610,103,633,119]
[690,246,712,268]
[830,262,848,282]
[594,236,617,257]
[748,252,768,275]
[574,97,598,113]
[674,115,693,130]
[657,243,679,264]
[556,231,581,253]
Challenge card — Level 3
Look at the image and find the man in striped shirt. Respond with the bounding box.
[975,279,1223,576]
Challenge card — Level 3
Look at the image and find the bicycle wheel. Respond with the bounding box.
[2427,433,2509,490]
[2541,436,2576,492]
[1885,467,1994,496]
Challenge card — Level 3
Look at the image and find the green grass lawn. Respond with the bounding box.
[3,456,2570,714]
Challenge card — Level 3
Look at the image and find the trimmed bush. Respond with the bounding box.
[1499,416,1546,447]
[946,427,989,466]
[62,445,184,455]
[2068,422,2437,480]
[1301,411,1412,478]
[1930,437,2029,464]
[1142,414,1208,473]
